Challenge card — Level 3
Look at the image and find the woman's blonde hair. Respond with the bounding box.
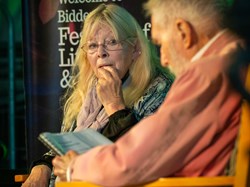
[62,3,164,130]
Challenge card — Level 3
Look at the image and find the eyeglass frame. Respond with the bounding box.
[81,37,136,54]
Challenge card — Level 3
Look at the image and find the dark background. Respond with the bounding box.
[0,0,26,186]
[0,0,149,186]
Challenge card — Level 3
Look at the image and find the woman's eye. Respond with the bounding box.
[108,39,118,46]
[88,43,98,49]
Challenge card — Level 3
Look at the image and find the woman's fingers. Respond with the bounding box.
[97,66,120,82]
[96,66,125,115]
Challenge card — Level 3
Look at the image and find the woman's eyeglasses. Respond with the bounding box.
[81,37,135,54]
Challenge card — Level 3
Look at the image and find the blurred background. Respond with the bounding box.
[0,0,148,186]
[0,0,26,185]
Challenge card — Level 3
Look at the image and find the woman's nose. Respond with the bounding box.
[97,45,109,58]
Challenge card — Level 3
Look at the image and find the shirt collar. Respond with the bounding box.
[191,29,227,62]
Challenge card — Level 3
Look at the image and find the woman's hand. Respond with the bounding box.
[21,165,51,187]
[96,66,126,115]
[52,150,78,181]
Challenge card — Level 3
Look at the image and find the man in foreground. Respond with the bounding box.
[52,0,245,186]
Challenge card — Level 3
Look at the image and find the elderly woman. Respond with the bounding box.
[22,3,173,187]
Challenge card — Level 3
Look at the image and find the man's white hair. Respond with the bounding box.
[144,0,231,36]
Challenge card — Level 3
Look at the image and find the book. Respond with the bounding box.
[38,128,113,155]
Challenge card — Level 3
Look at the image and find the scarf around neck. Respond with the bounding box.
[75,73,130,132]
[75,85,109,132]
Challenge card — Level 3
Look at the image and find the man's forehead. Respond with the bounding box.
[151,16,165,43]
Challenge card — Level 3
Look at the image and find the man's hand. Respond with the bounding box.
[52,150,78,181]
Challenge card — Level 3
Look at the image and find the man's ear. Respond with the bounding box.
[174,18,193,49]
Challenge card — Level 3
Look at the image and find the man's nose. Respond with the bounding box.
[97,45,108,58]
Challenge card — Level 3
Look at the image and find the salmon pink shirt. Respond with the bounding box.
[67,30,243,186]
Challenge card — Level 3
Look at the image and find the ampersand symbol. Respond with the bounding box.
[60,69,71,88]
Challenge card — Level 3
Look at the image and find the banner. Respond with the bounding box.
[22,0,151,167]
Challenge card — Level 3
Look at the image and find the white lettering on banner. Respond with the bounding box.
[58,9,89,23]
[60,69,72,88]
[59,0,109,4]
[59,47,75,88]
[143,22,151,39]
[58,26,78,66]
[58,26,79,87]
[69,31,80,45]
[58,47,75,67]
[58,27,70,46]
[58,27,80,47]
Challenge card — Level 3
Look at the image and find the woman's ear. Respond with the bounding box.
[174,18,193,49]
[132,41,142,61]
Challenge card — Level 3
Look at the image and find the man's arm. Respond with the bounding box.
[69,60,241,186]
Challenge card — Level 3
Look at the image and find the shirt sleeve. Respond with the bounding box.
[30,153,54,172]
[100,109,138,142]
